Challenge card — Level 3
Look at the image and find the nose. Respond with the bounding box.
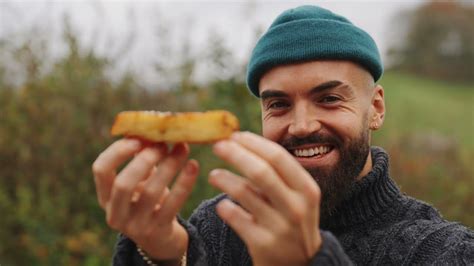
[288,103,321,137]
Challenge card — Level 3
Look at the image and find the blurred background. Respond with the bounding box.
[0,0,472,265]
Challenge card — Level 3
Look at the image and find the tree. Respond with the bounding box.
[388,1,474,83]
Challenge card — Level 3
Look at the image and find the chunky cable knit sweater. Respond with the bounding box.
[113,147,474,265]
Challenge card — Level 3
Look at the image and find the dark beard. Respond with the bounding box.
[279,128,370,219]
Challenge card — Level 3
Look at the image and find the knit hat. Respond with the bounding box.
[246,5,383,97]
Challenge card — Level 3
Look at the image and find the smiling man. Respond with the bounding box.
[258,60,381,224]
[94,5,473,266]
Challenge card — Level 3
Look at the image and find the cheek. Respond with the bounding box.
[262,118,287,142]
[322,112,364,141]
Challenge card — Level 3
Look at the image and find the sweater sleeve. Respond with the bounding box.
[185,195,230,265]
[110,221,207,265]
[111,217,210,266]
[112,234,148,266]
[309,231,354,266]
[111,195,226,266]
[409,223,474,265]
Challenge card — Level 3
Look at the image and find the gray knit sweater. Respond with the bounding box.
[113,147,474,265]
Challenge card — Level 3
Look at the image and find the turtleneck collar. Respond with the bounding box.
[321,146,403,230]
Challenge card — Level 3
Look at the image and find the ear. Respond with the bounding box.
[369,85,385,131]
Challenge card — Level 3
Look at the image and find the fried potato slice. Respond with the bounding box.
[111,110,240,143]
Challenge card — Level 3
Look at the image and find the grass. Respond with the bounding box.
[375,71,474,160]
[373,71,474,226]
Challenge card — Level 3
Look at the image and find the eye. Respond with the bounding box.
[320,95,341,104]
[267,100,290,110]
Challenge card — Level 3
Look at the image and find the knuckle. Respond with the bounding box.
[113,180,131,195]
[288,203,305,224]
[260,234,276,248]
[305,183,321,207]
[276,222,292,237]
[249,164,270,183]
[267,149,285,165]
[141,186,158,199]
[92,161,106,177]
[232,183,249,199]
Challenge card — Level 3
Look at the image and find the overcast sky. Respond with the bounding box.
[0,0,426,85]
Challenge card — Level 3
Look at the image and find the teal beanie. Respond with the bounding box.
[247,5,383,97]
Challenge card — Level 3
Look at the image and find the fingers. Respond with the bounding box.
[208,168,281,227]
[213,139,297,214]
[106,144,167,229]
[93,140,198,260]
[303,185,321,257]
[216,199,266,244]
[92,138,143,208]
[157,159,199,223]
[231,132,316,191]
[135,143,190,217]
[211,132,323,264]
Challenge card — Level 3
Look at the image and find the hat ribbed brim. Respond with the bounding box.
[246,19,383,97]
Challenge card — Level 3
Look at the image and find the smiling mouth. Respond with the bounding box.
[291,145,334,158]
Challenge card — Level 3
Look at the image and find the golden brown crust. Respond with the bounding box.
[110,110,240,143]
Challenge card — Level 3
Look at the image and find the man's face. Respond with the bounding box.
[259,60,384,217]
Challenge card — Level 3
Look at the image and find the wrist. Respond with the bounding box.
[137,246,187,266]
[148,225,189,260]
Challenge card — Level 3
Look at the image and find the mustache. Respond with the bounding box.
[279,133,342,150]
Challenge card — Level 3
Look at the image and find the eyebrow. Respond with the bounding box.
[260,80,348,100]
[309,80,343,94]
[260,90,288,100]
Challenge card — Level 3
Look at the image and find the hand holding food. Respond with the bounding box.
[209,132,322,266]
[93,110,239,262]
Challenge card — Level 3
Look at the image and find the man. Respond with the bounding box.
[92,5,473,266]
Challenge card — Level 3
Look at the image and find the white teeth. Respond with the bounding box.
[293,146,331,157]
[313,147,319,155]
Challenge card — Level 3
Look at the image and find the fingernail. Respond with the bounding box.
[209,169,223,177]
[231,132,241,140]
[128,138,142,149]
[208,169,225,186]
[217,199,234,212]
[185,160,197,174]
[213,140,227,153]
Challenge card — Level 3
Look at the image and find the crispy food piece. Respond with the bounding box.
[111,110,240,143]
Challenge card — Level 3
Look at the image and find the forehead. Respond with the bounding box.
[258,60,370,95]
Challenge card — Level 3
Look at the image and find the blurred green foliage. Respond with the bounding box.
[0,21,262,265]
[0,6,473,266]
[375,72,474,227]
